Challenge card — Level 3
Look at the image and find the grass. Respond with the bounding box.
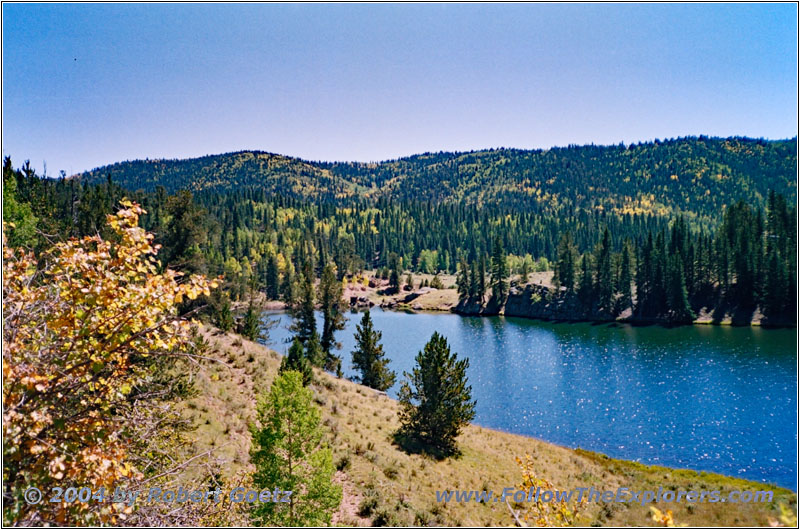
[184,325,796,527]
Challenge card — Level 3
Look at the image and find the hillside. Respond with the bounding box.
[79,136,797,223]
[183,324,796,527]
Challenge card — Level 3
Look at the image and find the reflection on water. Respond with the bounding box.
[262,309,797,490]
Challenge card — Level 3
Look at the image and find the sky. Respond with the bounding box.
[2,3,797,175]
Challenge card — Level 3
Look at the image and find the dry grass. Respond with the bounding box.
[185,325,796,527]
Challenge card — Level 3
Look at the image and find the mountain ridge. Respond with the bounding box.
[79,136,797,223]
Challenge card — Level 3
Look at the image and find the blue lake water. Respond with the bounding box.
[261,309,797,490]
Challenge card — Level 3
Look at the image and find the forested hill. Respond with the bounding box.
[79,136,796,222]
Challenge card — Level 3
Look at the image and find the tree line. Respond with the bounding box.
[455,191,796,324]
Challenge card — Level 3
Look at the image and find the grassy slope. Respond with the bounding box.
[184,325,796,527]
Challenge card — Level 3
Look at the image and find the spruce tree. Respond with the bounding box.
[595,227,614,313]
[396,332,476,457]
[555,232,577,292]
[667,254,695,323]
[456,258,470,302]
[478,256,487,302]
[290,261,316,345]
[319,263,345,375]
[250,371,342,525]
[351,311,396,391]
[490,237,508,303]
[241,298,263,341]
[306,330,325,368]
[266,253,280,300]
[520,257,531,285]
[468,261,479,303]
[279,338,313,386]
[635,233,654,317]
[617,240,633,313]
[281,265,295,304]
[387,252,402,293]
[577,253,594,311]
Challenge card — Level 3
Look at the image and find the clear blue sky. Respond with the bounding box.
[2,3,797,175]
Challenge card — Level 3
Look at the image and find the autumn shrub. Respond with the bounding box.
[2,201,218,525]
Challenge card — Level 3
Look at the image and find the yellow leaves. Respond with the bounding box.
[649,506,687,527]
[768,503,798,527]
[513,454,584,527]
[3,200,217,525]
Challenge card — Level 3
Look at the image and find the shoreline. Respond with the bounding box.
[195,324,797,525]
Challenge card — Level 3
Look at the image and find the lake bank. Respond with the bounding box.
[333,270,796,328]
[262,309,797,490]
[192,324,797,526]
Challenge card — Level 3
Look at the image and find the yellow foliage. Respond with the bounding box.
[511,455,584,526]
[3,201,216,525]
[649,506,687,527]
[767,503,798,527]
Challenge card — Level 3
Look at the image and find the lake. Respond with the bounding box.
[261,309,797,490]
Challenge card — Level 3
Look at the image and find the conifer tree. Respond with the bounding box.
[281,264,295,304]
[388,252,402,293]
[241,298,262,341]
[490,237,508,303]
[577,253,594,311]
[617,240,633,313]
[351,311,396,391]
[555,232,577,292]
[290,261,316,345]
[468,261,478,303]
[520,257,531,285]
[478,256,487,302]
[319,263,345,375]
[456,258,470,302]
[396,332,476,457]
[306,330,325,368]
[595,227,614,313]
[279,338,313,386]
[266,253,280,300]
[667,254,696,323]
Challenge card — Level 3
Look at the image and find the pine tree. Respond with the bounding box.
[241,298,262,341]
[577,253,594,311]
[520,258,531,285]
[279,339,313,386]
[290,261,316,345]
[163,190,208,274]
[456,258,470,302]
[555,232,577,292]
[266,253,280,300]
[617,240,633,313]
[250,371,342,525]
[388,252,401,293]
[595,227,614,313]
[319,263,345,375]
[306,330,325,368]
[468,261,478,303]
[478,256,487,302]
[635,233,654,317]
[281,265,295,304]
[490,237,508,303]
[396,332,476,457]
[667,254,695,323]
[351,311,396,391]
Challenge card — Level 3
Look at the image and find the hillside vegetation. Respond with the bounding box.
[80,137,796,223]
[186,325,796,527]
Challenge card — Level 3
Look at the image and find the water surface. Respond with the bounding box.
[262,309,797,490]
